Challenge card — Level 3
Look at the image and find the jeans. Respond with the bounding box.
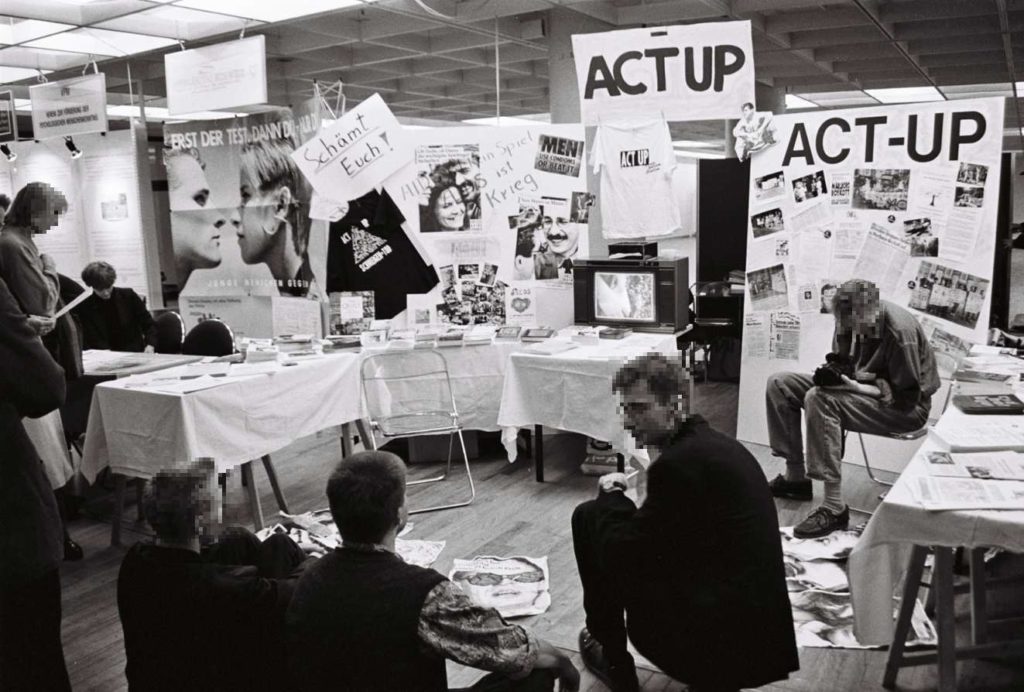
[203,526,307,578]
[765,372,930,483]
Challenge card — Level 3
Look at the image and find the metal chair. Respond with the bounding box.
[682,280,738,382]
[360,350,476,514]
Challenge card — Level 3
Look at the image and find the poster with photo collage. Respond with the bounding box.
[736,98,1004,445]
[384,125,588,326]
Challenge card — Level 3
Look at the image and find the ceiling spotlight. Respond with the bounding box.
[65,136,82,160]
[0,143,15,162]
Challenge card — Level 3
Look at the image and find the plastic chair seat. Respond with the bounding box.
[376,411,459,437]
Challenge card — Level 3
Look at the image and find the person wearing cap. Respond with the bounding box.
[765,279,939,538]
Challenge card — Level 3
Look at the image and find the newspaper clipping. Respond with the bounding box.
[449,555,551,618]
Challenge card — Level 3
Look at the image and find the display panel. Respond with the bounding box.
[593,270,657,324]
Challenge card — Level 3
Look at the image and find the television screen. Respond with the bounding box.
[593,271,657,323]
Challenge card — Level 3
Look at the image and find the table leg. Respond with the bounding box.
[111,473,125,547]
[534,424,544,482]
[883,544,929,689]
[241,462,264,531]
[616,453,625,473]
[354,418,374,451]
[261,455,290,514]
[340,422,353,458]
[934,547,958,692]
[969,547,988,645]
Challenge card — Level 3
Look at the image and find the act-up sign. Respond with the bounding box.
[291,93,409,204]
[30,72,109,139]
[571,20,754,124]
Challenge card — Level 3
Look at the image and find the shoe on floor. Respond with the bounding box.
[63,536,84,562]
[578,628,639,692]
[768,474,812,501]
[793,505,849,539]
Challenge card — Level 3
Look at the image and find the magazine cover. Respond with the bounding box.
[449,555,551,618]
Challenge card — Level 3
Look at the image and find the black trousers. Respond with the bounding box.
[455,668,555,691]
[0,568,71,692]
[203,527,307,577]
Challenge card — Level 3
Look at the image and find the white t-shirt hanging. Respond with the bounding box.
[591,119,679,239]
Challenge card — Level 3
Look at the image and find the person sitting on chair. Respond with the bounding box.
[75,261,156,352]
[572,353,798,692]
[286,450,579,692]
[118,459,310,691]
[766,279,939,538]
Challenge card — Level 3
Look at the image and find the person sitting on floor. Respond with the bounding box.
[75,261,156,352]
[286,450,579,692]
[572,353,798,692]
[766,279,939,538]
[117,460,310,692]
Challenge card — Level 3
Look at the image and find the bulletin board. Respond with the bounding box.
[736,97,1005,445]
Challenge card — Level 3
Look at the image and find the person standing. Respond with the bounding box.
[572,353,798,692]
[0,275,72,691]
[75,260,156,352]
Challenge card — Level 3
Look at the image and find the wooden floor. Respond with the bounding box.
[58,381,1024,691]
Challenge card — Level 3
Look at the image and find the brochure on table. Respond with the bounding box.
[164,98,327,334]
[0,124,160,306]
[736,98,1004,447]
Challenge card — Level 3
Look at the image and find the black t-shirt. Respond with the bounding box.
[327,189,439,319]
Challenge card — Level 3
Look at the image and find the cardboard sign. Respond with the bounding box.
[164,36,267,115]
[571,21,754,124]
[29,73,108,139]
[291,94,408,204]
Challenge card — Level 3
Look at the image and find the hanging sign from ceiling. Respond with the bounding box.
[164,35,268,115]
[571,20,755,125]
[29,73,109,139]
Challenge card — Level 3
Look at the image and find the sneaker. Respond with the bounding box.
[768,474,812,501]
[578,628,639,692]
[793,505,850,539]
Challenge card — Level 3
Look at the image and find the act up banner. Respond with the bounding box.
[291,93,410,205]
[571,20,754,125]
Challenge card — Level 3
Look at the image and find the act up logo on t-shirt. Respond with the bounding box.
[619,149,650,167]
[571,21,754,125]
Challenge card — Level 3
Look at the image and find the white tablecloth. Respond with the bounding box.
[81,353,362,481]
[82,349,204,377]
[497,333,679,461]
[849,406,1024,645]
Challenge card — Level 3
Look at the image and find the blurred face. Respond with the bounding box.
[836,294,881,336]
[541,216,579,259]
[238,170,280,263]
[434,186,466,230]
[30,199,67,234]
[620,381,684,448]
[167,155,224,269]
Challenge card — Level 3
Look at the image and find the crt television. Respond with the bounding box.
[573,257,689,333]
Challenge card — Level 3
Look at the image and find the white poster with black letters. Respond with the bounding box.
[736,98,1004,446]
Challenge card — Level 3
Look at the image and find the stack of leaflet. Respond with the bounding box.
[910,450,1024,510]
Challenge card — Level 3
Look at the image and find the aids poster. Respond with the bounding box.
[164,99,326,302]
[571,20,754,125]
[381,124,587,327]
[736,97,1005,446]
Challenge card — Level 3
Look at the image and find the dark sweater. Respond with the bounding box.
[590,416,799,689]
[74,286,155,352]
[286,548,447,692]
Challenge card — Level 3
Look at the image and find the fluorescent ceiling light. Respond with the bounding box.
[0,18,74,45]
[25,27,178,56]
[785,94,818,110]
[796,90,877,106]
[0,46,94,71]
[95,6,260,41]
[672,140,719,149]
[461,115,548,126]
[675,150,726,160]
[0,66,51,82]
[864,86,945,104]
[174,0,367,23]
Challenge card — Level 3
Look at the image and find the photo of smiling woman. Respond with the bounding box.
[419,162,470,233]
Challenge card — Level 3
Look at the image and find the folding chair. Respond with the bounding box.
[360,350,476,514]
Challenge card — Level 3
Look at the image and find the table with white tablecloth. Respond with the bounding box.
[496,332,680,478]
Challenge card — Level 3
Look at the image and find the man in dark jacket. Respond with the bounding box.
[573,353,798,692]
[118,460,309,691]
[286,450,578,692]
[0,276,72,691]
[75,260,155,352]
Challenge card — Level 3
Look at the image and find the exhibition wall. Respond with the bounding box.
[736,98,1005,458]
[0,124,162,307]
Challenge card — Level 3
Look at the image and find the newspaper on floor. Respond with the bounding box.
[779,525,865,562]
[923,450,1024,481]
[909,475,1024,511]
[792,589,936,649]
[449,555,551,618]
